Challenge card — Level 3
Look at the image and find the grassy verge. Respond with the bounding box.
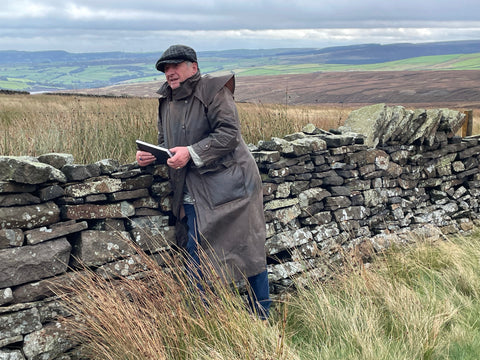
[58,230,480,359]
[1,94,478,164]
[0,94,354,164]
[286,232,480,359]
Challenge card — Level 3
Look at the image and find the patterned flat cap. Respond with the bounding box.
[155,44,198,72]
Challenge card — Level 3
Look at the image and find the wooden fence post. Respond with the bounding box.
[462,110,473,137]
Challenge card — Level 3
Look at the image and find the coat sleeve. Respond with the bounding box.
[190,86,241,166]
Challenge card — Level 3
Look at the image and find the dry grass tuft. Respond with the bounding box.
[58,244,296,360]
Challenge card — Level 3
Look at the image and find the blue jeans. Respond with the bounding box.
[183,204,271,319]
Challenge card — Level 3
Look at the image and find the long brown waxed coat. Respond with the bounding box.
[156,71,267,281]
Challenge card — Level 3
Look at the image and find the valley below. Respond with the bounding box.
[66,70,480,110]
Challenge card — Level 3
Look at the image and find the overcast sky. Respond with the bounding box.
[1,0,480,53]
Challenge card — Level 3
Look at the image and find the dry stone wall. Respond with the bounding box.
[1,104,479,359]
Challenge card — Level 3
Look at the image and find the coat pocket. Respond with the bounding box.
[200,161,247,207]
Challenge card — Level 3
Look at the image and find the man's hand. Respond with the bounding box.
[136,150,156,167]
[167,146,191,169]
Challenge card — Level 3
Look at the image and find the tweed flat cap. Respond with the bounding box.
[155,44,198,72]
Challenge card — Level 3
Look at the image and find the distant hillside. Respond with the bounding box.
[1,40,480,92]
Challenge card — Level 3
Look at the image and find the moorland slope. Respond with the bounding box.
[67,70,480,110]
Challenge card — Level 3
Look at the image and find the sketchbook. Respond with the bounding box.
[136,140,173,164]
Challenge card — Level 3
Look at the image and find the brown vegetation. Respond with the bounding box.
[3,70,480,163]
[69,70,480,110]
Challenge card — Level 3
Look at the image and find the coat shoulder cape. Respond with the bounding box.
[157,73,235,107]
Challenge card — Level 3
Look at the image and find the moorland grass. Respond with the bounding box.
[1,93,477,164]
[59,230,480,359]
[0,93,354,163]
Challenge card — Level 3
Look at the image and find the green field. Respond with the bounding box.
[232,53,480,76]
[1,52,480,92]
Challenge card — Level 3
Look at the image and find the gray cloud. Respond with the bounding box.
[0,0,479,52]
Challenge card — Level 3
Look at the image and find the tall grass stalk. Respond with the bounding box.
[237,102,353,144]
[59,241,297,360]
[2,94,478,163]
[1,94,353,163]
[58,230,480,359]
[0,94,157,164]
[286,232,480,359]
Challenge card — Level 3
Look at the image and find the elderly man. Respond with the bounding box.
[136,44,271,319]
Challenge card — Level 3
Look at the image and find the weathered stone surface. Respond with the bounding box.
[283,132,306,141]
[38,185,65,202]
[122,175,154,191]
[64,177,123,197]
[0,202,60,230]
[342,103,386,148]
[343,104,465,148]
[269,204,302,225]
[0,349,25,359]
[129,216,174,252]
[0,335,23,349]
[0,181,36,194]
[62,201,135,220]
[291,137,327,155]
[268,167,290,178]
[0,307,42,339]
[61,163,101,181]
[268,261,309,281]
[324,196,352,210]
[0,288,13,306]
[132,196,159,209]
[71,230,135,267]
[25,221,88,245]
[0,238,71,288]
[151,181,172,197]
[36,300,71,324]
[37,153,74,169]
[264,198,299,211]
[302,123,319,135]
[85,194,107,203]
[0,229,23,249]
[298,187,331,208]
[23,322,78,360]
[363,189,389,208]
[0,157,66,184]
[333,206,369,222]
[275,182,291,198]
[266,228,313,255]
[111,168,143,179]
[12,273,79,303]
[0,193,40,207]
[257,138,284,151]
[109,188,149,201]
[251,151,282,164]
[96,158,121,174]
[322,134,356,148]
[95,255,149,279]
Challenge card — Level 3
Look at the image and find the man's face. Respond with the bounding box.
[164,61,198,89]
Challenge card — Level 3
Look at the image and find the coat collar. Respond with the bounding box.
[157,71,201,100]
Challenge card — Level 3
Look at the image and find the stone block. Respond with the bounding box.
[25,221,88,245]
[0,238,71,288]
[62,201,135,220]
[71,230,135,267]
[0,307,42,339]
[0,202,60,230]
[23,322,78,360]
[0,157,66,184]
[0,229,24,249]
